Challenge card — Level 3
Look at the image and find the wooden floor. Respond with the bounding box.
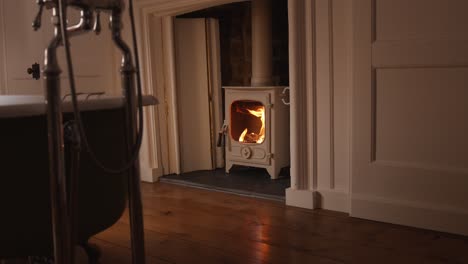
[91,182,468,264]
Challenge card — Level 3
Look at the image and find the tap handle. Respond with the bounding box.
[93,11,102,35]
[32,0,45,31]
[27,63,41,80]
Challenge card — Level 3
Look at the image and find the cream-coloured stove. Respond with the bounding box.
[224,86,289,179]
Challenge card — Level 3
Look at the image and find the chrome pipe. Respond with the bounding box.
[67,9,94,34]
[44,7,74,264]
[111,9,146,264]
[43,5,94,264]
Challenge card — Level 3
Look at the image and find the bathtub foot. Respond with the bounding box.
[80,242,101,264]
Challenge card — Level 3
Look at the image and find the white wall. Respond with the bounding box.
[0,1,118,95]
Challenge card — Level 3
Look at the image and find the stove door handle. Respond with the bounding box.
[217,122,228,147]
[281,87,290,105]
[217,131,225,147]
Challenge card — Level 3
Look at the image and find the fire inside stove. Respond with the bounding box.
[230,100,265,144]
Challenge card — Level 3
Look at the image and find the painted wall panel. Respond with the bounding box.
[316,0,333,190]
[0,1,117,95]
[376,0,468,41]
[3,1,46,94]
[332,0,352,192]
[376,68,468,169]
[352,0,468,235]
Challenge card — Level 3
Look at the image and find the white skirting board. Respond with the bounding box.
[287,189,468,235]
[351,194,468,236]
[286,188,349,213]
[140,167,161,183]
[286,188,315,209]
[315,189,350,213]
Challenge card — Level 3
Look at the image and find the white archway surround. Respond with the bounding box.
[135,0,354,213]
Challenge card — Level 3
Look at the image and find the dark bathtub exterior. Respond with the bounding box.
[0,97,153,258]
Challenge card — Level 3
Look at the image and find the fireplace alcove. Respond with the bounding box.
[139,0,291,198]
[136,0,315,205]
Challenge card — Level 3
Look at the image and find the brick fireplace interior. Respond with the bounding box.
[160,0,291,199]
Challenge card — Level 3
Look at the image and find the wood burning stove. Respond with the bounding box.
[223,0,289,179]
[224,86,289,179]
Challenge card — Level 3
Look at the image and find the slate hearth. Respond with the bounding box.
[160,166,290,201]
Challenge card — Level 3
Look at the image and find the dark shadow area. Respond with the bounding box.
[177,0,289,87]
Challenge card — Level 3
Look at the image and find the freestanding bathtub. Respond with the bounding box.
[0,95,156,261]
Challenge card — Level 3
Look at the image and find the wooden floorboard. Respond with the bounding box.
[93,182,468,264]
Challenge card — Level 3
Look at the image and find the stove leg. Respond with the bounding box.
[266,166,280,180]
[225,163,234,174]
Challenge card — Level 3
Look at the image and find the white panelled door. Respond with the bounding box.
[174,18,222,173]
[352,0,468,235]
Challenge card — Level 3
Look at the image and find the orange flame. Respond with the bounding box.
[238,106,265,143]
[239,128,248,142]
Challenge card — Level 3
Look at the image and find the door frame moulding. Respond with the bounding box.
[285,0,318,209]
[135,0,249,179]
[285,0,350,212]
